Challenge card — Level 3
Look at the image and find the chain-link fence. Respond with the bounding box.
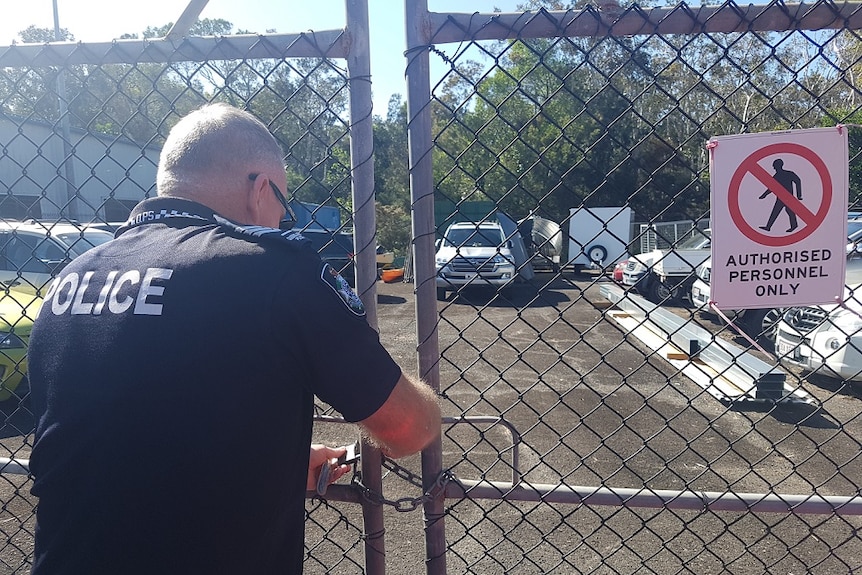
[405,1,862,574]
[3,0,862,573]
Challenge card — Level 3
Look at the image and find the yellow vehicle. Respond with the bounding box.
[0,290,41,401]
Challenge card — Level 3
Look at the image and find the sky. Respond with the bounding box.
[1,0,525,115]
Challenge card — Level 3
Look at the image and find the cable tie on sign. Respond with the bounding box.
[705,140,718,149]
[709,301,772,357]
[836,294,862,322]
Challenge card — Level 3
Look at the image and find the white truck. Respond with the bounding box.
[621,230,711,303]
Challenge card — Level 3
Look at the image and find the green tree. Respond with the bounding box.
[373,95,411,211]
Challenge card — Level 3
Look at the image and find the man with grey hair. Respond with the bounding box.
[27,103,441,574]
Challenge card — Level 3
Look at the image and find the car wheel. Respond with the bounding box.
[436,287,447,301]
[743,307,783,342]
[648,278,680,303]
[587,245,608,265]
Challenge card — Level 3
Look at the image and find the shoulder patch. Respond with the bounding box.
[320,264,365,316]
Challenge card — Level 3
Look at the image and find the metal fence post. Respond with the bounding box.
[405,1,447,574]
[346,1,387,574]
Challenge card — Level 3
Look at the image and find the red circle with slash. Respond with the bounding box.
[727,142,832,247]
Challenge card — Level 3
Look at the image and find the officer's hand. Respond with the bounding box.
[307,444,350,491]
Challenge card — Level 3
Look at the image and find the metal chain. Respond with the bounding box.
[350,463,455,513]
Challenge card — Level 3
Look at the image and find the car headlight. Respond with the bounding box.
[492,255,508,265]
[0,332,26,349]
[435,256,448,267]
[627,262,646,273]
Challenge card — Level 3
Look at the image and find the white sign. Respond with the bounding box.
[709,127,848,309]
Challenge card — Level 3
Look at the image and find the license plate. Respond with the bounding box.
[777,341,794,356]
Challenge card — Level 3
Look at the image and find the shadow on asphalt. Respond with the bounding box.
[729,399,839,429]
[377,294,408,305]
[441,272,584,308]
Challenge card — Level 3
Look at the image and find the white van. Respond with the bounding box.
[435,221,517,300]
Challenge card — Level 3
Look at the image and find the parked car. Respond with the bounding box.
[774,251,862,381]
[0,221,115,295]
[435,220,517,300]
[622,229,710,303]
[0,290,41,401]
[690,257,785,343]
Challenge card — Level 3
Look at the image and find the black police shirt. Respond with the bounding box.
[28,197,402,575]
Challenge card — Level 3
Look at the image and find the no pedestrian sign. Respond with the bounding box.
[709,127,848,310]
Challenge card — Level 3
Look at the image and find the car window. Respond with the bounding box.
[446,227,503,247]
[676,231,711,250]
[34,237,67,263]
[7,235,52,274]
[55,230,114,257]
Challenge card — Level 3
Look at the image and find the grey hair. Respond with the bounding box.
[157,103,284,196]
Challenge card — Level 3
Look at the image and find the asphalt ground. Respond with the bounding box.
[2,271,861,573]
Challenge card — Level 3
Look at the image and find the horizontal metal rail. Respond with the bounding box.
[428,2,862,43]
[0,30,349,67]
[445,479,862,515]
[0,457,29,475]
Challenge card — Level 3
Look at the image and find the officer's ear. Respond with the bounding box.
[245,173,271,226]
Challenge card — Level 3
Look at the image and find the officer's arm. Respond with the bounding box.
[358,372,441,459]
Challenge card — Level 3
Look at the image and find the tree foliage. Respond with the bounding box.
[5,12,862,232]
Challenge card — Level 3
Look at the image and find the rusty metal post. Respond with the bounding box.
[405,1,447,574]
[346,1,387,574]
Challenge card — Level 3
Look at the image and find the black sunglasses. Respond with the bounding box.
[248,173,296,224]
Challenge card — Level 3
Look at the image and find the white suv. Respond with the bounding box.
[0,220,115,295]
[774,250,862,381]
[435,221,517,300]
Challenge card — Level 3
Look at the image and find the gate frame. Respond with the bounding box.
[0,1,391,572]
[403,3,862,575]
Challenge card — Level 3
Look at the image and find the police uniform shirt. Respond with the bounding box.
[28,197,402,575]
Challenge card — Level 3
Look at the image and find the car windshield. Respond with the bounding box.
[676,231,711,250]
[446,227,504,247]
[848,219,862,241]
[55,230,115,257]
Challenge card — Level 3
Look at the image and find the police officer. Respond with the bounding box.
[27,103,441,575]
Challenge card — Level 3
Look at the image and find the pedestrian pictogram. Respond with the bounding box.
[726,141,832,248]
[758,158,801,233]
[709,128,848,310]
